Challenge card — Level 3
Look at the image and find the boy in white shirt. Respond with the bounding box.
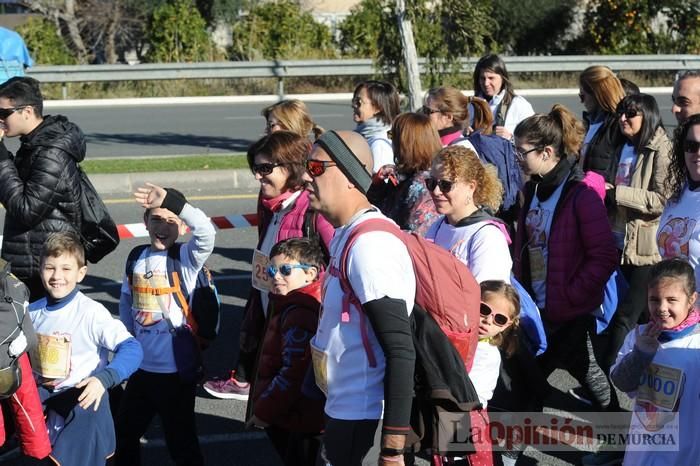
[115,183,215,466]
[29,232,142,466]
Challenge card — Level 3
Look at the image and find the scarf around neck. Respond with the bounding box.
[355,117,389,140]
[261,190,296,213]
[531,157,573,202]
[658,309,700,342]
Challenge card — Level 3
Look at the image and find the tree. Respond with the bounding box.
[147,0,220,62]
[658,0,700,54]
[15,17,77,65]
[229,0,335,60]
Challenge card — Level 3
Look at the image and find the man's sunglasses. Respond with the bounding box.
[306,159,337,177]
[266,263,313,278]
[251,162,287,176]
[684,139,700,153]
[480,302,510,327]
[617,109,640,119]
[425,177,455,193]
[0,106,28,119]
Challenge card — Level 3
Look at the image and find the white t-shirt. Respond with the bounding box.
[612,325,700,466]
[525,180,567,308]
[311,210,416,421]
[470,340,501,407]
[369,135,394,174]
[657,186,700,291]
[426,217,511,283]
[488,92,535,136]
[30,292,133,391]
[613,143,639,249]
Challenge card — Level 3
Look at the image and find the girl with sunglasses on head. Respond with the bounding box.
[600,93,672,371]
[202,131,334,401]
[513,105,618,409]
[261,99,324,140]
[425,145,512,283]
[578,65,626,182]
[657,113,700,291]
[246,237,325,466]
[472,54,535,141]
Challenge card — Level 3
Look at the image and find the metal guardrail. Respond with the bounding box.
[26,55,700,97]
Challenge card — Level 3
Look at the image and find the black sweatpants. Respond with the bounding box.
[115,370,203,466]
[318,418,381,466]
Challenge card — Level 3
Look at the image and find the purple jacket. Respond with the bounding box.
[513,171,617,324]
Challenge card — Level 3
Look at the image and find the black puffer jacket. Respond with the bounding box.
[0,115,85,280]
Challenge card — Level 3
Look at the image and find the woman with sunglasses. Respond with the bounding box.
[513,105,618,409]
[373,112,442,236]
[202,131,334,400]
[578,65,626,183]
[600,93,672,370]
[472,54,534,141]
[657,113,700,291]
[424,145,512,283]
[351,80,400,175]
[261,99,324,140]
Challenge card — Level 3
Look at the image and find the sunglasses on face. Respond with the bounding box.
[420,106,441,115]
[425,177,455,193]
[252,162,287,176]
[305,159,337,177]
[618,109,640,119]
[351,97,363,108]
[266,263,313,278]
[0,106,27,119]
[684,139,700,153]
[480,302,510,326]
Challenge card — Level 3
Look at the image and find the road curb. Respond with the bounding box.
[92,168,260,196]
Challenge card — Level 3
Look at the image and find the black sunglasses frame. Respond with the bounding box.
[251,162,287,176]
[306,159,337,177]
[0,106,27,120]
[425,177,455,193]
[684,139,700,153]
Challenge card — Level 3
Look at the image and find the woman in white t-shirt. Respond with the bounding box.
[425,144,511,283]
[603,93,672,369]
[657,113,700,291]
[473,54,535,140]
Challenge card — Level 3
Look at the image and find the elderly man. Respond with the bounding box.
[0,77,85,299]
[302,131,416,466]
[672,70,700,124]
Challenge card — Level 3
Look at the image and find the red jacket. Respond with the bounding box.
[0,353,51,459]
[252,279,324,433]
[513,170,618,324]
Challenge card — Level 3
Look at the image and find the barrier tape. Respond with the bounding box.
[0,213,260,245]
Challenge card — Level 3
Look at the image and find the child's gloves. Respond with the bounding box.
[162,187,188,215]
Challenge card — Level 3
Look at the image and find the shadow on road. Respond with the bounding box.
[87,132,255,152]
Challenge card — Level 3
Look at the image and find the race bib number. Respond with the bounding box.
[33,334,72,380]
[310,343,328,396]
[636,363,683,411]
[132,272,170,311]
[529,246,547,282]
[251,249,272,292]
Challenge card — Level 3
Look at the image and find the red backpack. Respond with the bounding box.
[328,217,481,369]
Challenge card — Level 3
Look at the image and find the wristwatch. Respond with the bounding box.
[380,447,405,457]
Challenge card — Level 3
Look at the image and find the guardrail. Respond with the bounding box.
[27,55,699,98]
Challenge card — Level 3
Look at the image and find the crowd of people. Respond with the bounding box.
[0,58,699,466]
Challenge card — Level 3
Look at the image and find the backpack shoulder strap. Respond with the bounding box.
[125,245,150,286]
[302,209,330,264]
[166,244,192,319]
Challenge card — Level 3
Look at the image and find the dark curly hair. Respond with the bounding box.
[665,113,700,202]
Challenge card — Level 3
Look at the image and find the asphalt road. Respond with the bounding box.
[0,187,631,465]
[2,92,675,159]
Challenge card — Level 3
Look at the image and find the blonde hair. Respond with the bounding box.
[480,280,521,358]
[261,99,324,140]
[579,66,625,114]
[434,145,504,212]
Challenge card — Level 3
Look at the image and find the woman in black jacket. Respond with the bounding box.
[0,77,84,299]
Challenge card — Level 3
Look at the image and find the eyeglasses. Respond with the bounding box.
[306,159,337,177]
[266,263,313,278]
[515,146,542,162]
[351,97,363,108]
[618,109,639,119]
[683,139,700,153]
[480,302,510,326]
[0,106,27,119]
[252,162,287,176]
[420,106,441,115]
[425,177,455,193]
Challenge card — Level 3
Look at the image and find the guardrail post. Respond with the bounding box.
[62,83,68,99]
[276,77,284,100]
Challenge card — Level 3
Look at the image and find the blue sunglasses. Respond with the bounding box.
[266,263,314,278]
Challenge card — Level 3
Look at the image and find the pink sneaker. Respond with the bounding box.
[203,372,250,400]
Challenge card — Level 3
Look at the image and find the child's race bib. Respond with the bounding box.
[310,343,328,396]
[251,249,272,292]
[33,333,72,380]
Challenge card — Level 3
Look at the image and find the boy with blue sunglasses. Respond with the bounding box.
[246,237,325,466]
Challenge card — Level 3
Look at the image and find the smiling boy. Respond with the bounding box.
[29,232,142,466]
[115,183,215,466]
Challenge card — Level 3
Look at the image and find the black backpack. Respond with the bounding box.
[0,259,34,399]
[77,166,120,263]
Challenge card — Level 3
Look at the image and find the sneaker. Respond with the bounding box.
[581,450,624,466]
[202,371,250,400]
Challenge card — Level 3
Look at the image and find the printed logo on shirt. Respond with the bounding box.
[132,272,170,326]
[634,363,683,432]
[615,161,634,186]
[657,217,696,260]
[525,208,549,247]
